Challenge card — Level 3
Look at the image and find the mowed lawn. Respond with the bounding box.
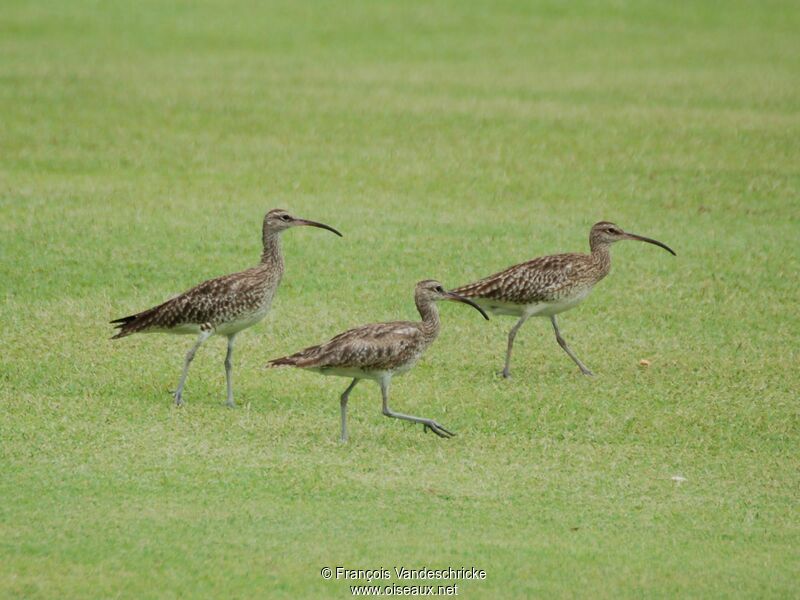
[1,0,799,597]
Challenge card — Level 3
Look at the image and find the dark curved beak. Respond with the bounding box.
[624,232,676,256]
[295,218,343,237]
[445,291,490,320]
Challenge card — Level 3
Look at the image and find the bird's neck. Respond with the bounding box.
[416,298,441,338]
[260,230,284,270]
[589,242,612,279]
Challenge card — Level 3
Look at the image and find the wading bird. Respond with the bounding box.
[111,209,342,407]
[267,280,489,441]
[452,221,675,377]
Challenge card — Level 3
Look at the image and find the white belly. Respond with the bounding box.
[474,289,592,318]
[215,305,271,336]
[533,292,591,317]
[472,299,527,317]
[312,367,392,382]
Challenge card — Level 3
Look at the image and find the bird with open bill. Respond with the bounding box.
[267,280,489,441]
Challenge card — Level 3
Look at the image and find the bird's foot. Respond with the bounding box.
[173,391,184,407]
[422,420,455,438]
[225,399,237,408]
[579,367,594,377]
[497,368,512,379]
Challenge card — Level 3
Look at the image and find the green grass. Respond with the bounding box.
[2,0,799,597]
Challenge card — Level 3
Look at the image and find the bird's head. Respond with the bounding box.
[263,209,343,237]
[415,279,489,320]
[590,221,675,255]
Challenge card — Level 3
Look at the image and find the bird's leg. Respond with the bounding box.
[501,314,531,378]
[550,316,593,376]
[224,333,238,408]
[379,378,454,438]
[339,378,360,443]
[174,329,213,406]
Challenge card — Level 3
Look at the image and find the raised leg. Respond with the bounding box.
[224,333,238,408]
[501,314,531,378]
[550,315,593,376]
[174,329,213,406]
[339,378,360,442]
[379,377,454,438]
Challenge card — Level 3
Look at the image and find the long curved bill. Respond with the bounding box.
[624,232,676,256]
[295,218,343,237]
[446,291,490,320]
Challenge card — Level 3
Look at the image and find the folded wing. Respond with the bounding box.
[268,321,425,371]
[453,253,589,304]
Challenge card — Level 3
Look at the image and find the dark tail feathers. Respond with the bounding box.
[266,356,299,368]
[110,313,145,339]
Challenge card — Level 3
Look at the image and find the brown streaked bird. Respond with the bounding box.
[267,280,489,442]
[452,222,675,378]
[111,209,342,407]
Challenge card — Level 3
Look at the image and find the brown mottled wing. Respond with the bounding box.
[453,253,589,304]
[111,269,262,337]
[269,321,425,370]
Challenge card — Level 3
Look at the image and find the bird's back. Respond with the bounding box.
[112,264,281,338]
[269,321,430,372]
[454,252,604,305]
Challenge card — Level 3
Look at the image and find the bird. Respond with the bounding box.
[110,208,342,407]
[452,221,675,378]
[266,280,489,442]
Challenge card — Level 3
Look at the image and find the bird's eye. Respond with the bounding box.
[280,215,291,222]
[435,286,445,293]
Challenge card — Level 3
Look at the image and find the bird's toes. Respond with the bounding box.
[427,421,455,438]
[437,425,456,438]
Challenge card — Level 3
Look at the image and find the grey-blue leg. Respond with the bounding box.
[224,333,238,408]
[502,313,531,378]
[174,329,213,406]
[550,315,593,376]
[379,377,454,438]
[339,378,360,442]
